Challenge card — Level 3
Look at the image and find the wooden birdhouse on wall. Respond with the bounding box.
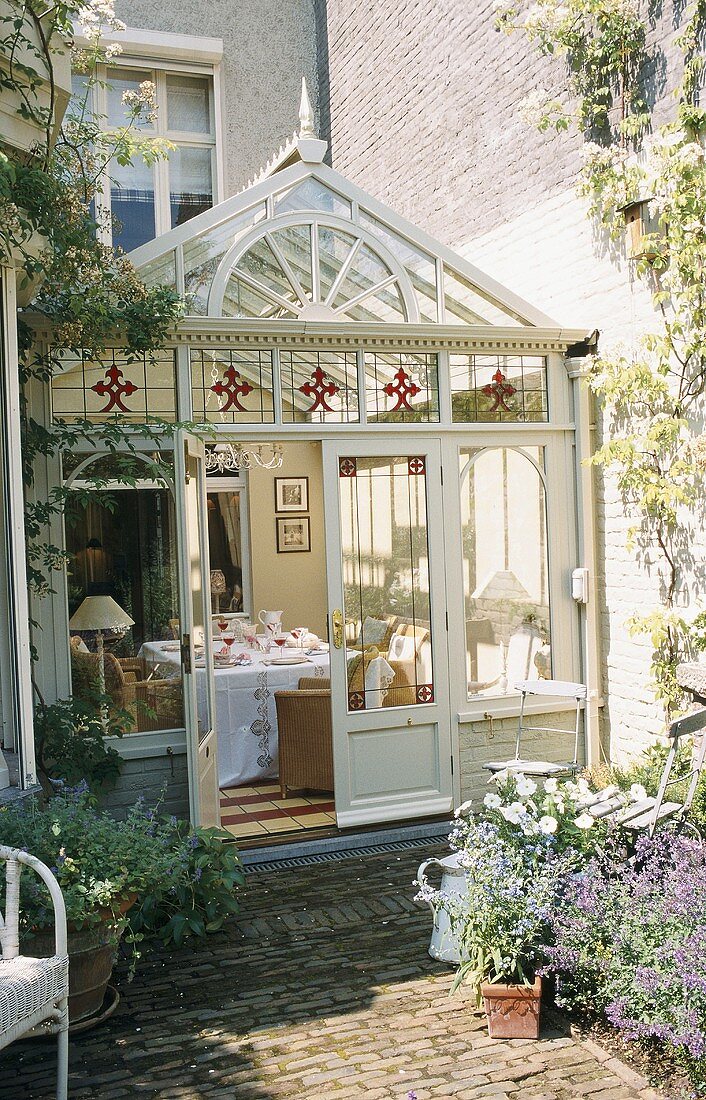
[622,199,660,261]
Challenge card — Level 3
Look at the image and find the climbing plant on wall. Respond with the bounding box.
[498,0,706,713]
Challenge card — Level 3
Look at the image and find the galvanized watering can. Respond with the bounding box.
[416,851,467,964]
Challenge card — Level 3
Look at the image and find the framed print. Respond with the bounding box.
[274,475,309,513]
[276,516,311,553]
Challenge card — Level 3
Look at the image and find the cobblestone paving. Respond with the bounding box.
[0,843,662,1099]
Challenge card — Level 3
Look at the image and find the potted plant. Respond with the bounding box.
[0,786,176,1022]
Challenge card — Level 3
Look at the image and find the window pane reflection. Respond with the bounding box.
[339,456,434,710]
[461,447,551,698]
[169,146,213,228]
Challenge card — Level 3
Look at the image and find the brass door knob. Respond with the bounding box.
[331,608,344,649]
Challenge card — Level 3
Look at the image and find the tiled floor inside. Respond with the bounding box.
[219,780,336,839]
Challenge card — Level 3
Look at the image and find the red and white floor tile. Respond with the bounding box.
[219,781,336,841]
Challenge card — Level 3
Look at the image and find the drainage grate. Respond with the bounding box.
[244,832,449,873]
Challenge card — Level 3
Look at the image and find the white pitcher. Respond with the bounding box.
[258,609,283,630]
[416,851,467,964]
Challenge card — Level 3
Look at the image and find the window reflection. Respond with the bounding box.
[460,447,551,697]
[207,486,249,615]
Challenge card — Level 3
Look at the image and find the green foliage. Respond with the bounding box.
[34,694,129,791]
[505,0,706,717]
[128,815,245,947]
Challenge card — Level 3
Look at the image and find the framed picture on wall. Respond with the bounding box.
[276,516,311,553]
[274,475,309,513]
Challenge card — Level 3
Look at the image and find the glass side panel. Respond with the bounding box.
[221,274,297,318]
[460,447,551,699]
[332,243,392,308]
[207,487,249,615]
[179,204,266,314]
[339,455,434,710]
[451,354,548,422]
[271,223,313,299]
[66,478,184,735]
[169,146,213,228]
[342,282,406,323]
[359,211,438,322]
[138,249,176,290]
[280,350,359,424]
[106,68,154,129]
[444,267,524,327]
[236,238,302,307]
[365,351,439,423]
[110,157,155,252]
[51,349,176,423]
[274,178,352,218]
[318,226,357,301]
[191,348,275,424]
[166,74,211,133]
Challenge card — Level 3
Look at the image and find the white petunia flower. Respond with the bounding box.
[454,799,473,818]
[629,783,647,802]
[538,815,558,834]
[516,775,537,797]
[493,768,510,783]
[574,812,595,830]
[544,777,559,794]
[483,792,502,810]
[500,801,526,825]
[576,777,591,795]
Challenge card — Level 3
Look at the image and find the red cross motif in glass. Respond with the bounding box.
[408,457,426,477]
[211,365,254,413]
[91,364,138,413]
[348,691,365,711]
[416,684,434,704]
[299,365,340,413]
[383,366,421,411]
[482,368,517,413]
[339,458,357,478]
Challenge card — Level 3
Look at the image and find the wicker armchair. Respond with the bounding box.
[274,680,334,799]
[0,846,69,1100]
[71,650,183,732]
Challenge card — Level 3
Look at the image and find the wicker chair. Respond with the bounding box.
[71,650,183,732]
[0,846,69,1100]
[274,680,334,799]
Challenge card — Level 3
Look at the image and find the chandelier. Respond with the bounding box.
[205,443,284,473]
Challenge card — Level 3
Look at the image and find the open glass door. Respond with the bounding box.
[175,431,220,826]
[323,440,453,827]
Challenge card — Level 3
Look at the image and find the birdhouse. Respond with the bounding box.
[622,199,660,261]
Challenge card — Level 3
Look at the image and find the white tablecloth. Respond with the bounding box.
[139,641,329,788]
[139,642,395,789]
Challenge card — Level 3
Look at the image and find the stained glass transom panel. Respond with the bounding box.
[365,352,439,423]
[339,455,434,711]
[51,349,176,423]
[191,349,275,423]
[280,350,359,423]
[450,354,548,422]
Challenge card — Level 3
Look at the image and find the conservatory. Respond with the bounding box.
[30,107,599,841]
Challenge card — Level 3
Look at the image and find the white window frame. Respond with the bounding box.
[72,26,224,250]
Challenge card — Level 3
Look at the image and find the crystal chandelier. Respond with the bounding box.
[205,443,284,473]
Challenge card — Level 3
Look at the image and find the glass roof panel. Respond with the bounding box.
[181,202,266,314]
[221,274,297,319]
[235,238,302,307]
[332,243,392,309]
[318,226,357,300]
[359,211,438,322]
[138,249,176,289]
[275,178,352,218]
[270,223,314,299]
[444,267,524,327]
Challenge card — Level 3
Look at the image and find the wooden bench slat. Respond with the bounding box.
[621,802,682,831]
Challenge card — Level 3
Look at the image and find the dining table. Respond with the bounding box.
[138,640,394,789]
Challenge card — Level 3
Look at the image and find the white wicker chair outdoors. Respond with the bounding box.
[0,844,69,1100]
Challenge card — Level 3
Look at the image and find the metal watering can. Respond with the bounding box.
[416,851,467,964]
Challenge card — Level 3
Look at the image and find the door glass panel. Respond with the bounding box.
[460,447,551,698]
[338,455,434,711]
[66,475,185,734]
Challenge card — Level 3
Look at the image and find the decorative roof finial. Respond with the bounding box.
[298,77,315,139]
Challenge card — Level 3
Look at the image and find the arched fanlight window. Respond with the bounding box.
[208,216,419,323]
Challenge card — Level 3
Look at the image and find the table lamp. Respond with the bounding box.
[69,595,134,697]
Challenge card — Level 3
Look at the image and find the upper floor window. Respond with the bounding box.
[83,62,218,252]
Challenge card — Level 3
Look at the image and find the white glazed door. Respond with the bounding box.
[175,431,220,827]
[323,438,453,827]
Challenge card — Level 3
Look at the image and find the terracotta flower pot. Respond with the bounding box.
[32,920,122,1023]
[481,976,542,1039]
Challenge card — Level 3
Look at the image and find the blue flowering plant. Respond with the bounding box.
[544,832,706,1093]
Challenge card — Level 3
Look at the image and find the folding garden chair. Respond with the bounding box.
[578,707,706,837]
[0,845,69,1100]
[483,679,587,779]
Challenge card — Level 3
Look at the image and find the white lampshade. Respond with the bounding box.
[69,595,134,632]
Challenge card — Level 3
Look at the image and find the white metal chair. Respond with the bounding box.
[483,679,587,779]
[0,845,69,1100]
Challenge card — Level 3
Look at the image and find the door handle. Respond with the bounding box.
[331,609,344,649]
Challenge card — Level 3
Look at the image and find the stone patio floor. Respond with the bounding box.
[0,841,663,1099]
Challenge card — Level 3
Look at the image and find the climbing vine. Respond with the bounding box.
[498,0,706,713]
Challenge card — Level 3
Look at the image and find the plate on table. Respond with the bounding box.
[263,656,309,666]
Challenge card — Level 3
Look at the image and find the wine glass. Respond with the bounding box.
[222,631,235,655]
[273,631,287,652]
